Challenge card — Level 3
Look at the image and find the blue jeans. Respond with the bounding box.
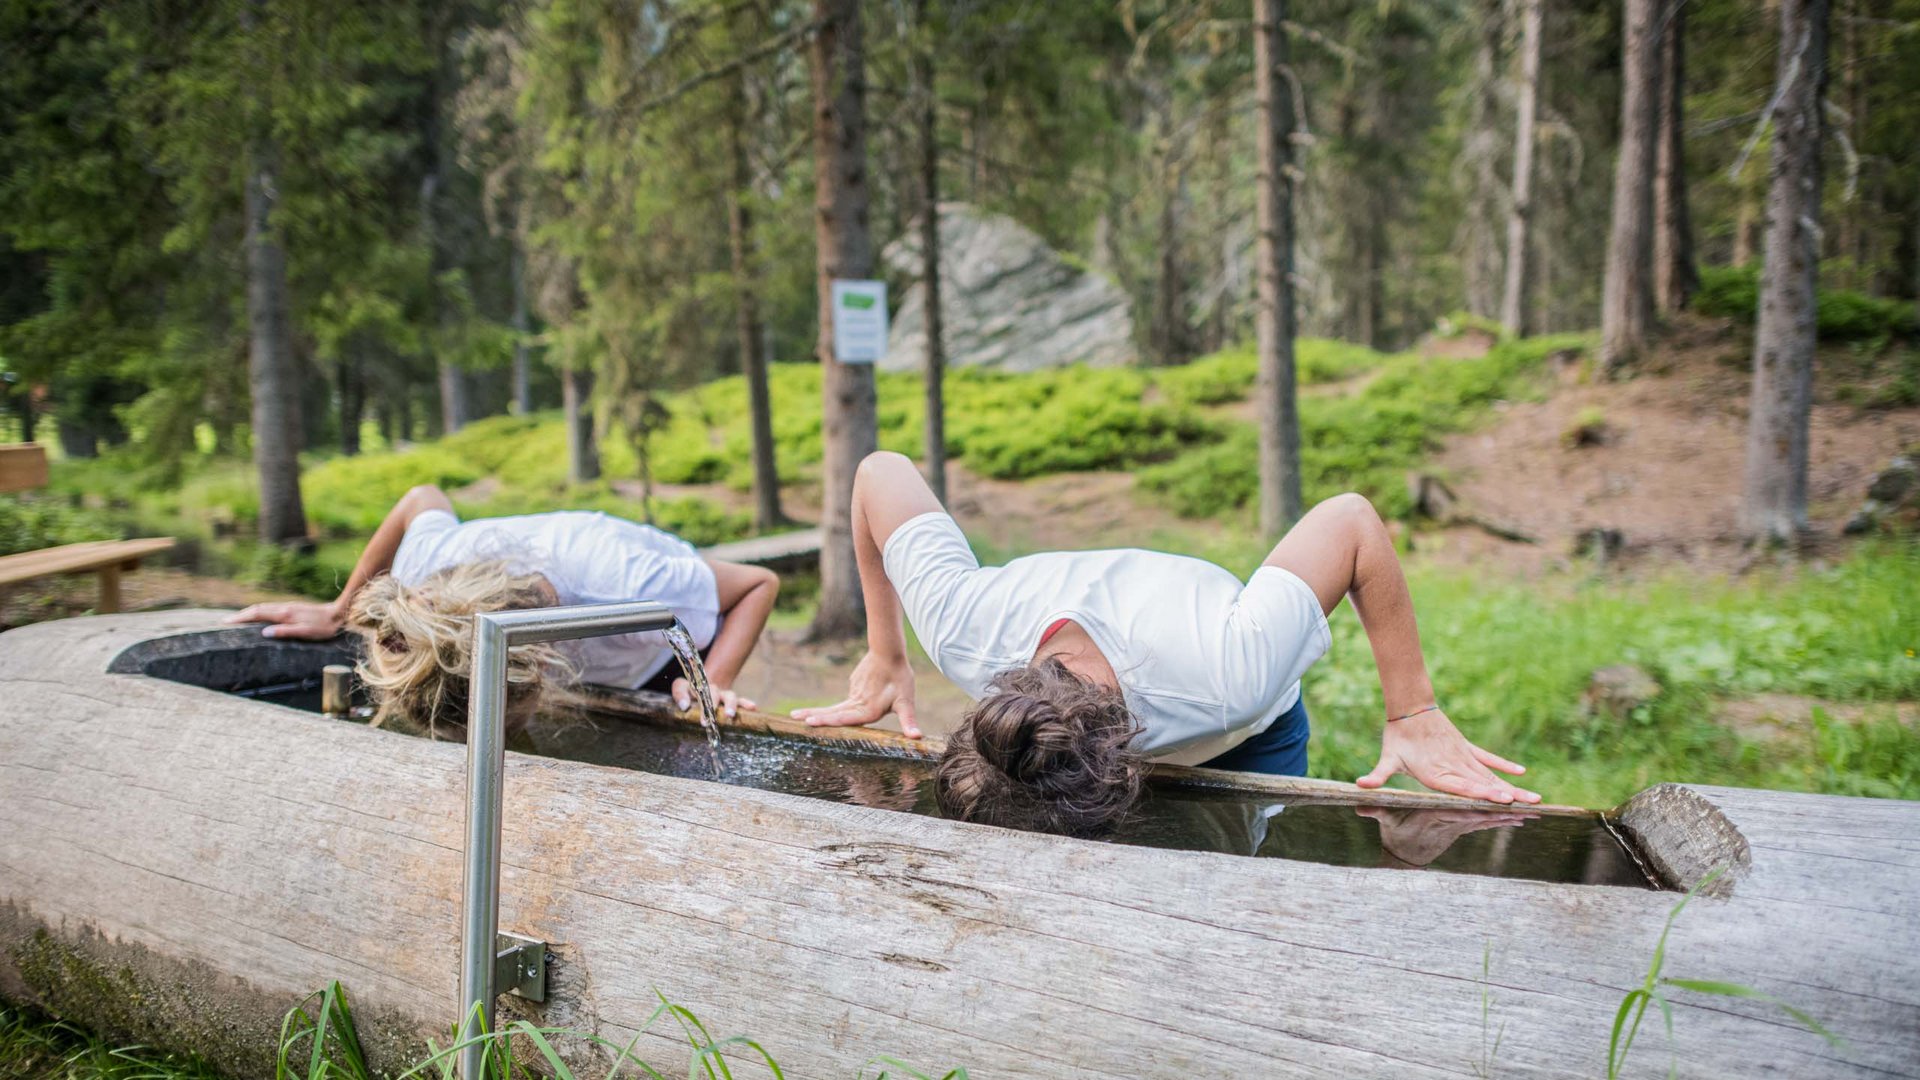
[1199,697,1311,775]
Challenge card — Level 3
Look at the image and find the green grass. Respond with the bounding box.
[1297,540,1920,808]
[1605,867,1836,1080]
[0,1004,221,1080]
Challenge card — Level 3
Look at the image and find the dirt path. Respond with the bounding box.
[1421,317,1920,574]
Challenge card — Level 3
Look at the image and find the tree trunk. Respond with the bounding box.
[1253,0,1303,538]
[563,360,599,485]
[805,0,879,641]
[1499,0,1542,336]
[1652,0,1698,316]
[244,138,309,544]
[1151,95,1189,366]
[337,353,364,457]
[915,0,946,506]
[1600,0,1661,376]
[729,71,785,532]
[436,361,470,434]
[510,243,531,416]
[1732,188,1761,266]
[1742,0,1829,544]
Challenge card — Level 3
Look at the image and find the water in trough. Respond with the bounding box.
[239,670,1654,889]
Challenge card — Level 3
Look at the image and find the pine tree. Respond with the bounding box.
[807,0,879,640]
[1742,0,1830,543]
[1600,0,1662,375]
[1253,0,1303,537]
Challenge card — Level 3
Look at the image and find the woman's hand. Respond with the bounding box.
[225,601,346,641]
[1355,805,1536,867]
[790,650,921,738]
[1356,708,1540,804]
[670,678,756,719]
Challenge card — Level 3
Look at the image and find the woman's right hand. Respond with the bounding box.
[224,601,346,641]
[791,650,921,738]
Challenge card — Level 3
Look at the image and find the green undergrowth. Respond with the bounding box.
[0,495,121,557]
[1692,264,1917,343]
[1139,333,1588,520]
[1295,539,1920,808]
[0,982,968,1080]
[42,335,1416,595]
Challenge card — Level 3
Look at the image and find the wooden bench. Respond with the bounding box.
[0,444,175,614]
[700,526,823,575]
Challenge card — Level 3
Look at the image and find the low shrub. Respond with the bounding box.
[1140,333,1585,520]
[1693,264,1916,342]
[0,495,120,556]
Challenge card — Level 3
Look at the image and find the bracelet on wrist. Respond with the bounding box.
[1388,703,1441,723]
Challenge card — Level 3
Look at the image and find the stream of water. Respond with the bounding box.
[660,620,724,779]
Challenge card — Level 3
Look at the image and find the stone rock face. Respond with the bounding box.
[880,203,1135,373]
[1842,450,1919,535]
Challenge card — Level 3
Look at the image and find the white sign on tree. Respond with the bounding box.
[831,279,888,365]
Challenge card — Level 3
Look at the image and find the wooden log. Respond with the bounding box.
[2,611,1916,1079]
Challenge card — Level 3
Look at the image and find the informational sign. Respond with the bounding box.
[831,279,889,364]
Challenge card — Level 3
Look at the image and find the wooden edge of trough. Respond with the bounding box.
[573,683,1598,818]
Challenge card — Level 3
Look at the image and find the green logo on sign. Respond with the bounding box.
[842,293,876,310]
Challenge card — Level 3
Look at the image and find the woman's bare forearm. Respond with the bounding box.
[332,485,452,617]
[701,560,779,690]
[1262,493,1435,719]
[852,454,929,660]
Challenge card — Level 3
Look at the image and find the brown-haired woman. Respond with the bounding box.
[225,485,778,737]
[793,451,1539,837]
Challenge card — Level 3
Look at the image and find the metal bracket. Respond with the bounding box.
[494,933,547,1002]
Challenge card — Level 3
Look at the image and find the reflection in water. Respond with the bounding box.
[509,710,1656,889]
[247,681,1651,887]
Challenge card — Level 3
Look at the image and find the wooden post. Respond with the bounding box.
[96,565,121,614]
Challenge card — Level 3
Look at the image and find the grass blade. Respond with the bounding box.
[1659,979,1841,1045]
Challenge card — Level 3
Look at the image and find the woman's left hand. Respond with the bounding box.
[1356,708,1541,804]
[671,678,756,719]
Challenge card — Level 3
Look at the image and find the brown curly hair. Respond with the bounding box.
[346,560,571,741]
[934,658,1148,836]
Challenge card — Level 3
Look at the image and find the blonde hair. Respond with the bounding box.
[347,560,572,740]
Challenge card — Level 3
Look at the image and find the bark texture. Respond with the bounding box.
[1253,0,1303,537]
[510,243,531,416]
[1652,0,1699,315]
[244,138,309,544]
[914,0,946,505]
[1499,0,1542,336]
[806,0,879,640]
[1742,0,1829,543]
[563,361,599,484]
[1600,0,1661,376]
[729,73,785,531]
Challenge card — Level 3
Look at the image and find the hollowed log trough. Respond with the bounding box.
[1,611,1916,1078]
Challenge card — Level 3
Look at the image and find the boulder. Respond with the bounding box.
[1840,451,1920,536]
[880,203,1135,373]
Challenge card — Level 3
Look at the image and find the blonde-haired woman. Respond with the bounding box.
[227,485,778,737]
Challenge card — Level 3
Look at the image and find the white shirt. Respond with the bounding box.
[391,509,720,689]
[884,512,1331,766]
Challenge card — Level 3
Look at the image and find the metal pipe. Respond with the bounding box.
[457,600,678,1080]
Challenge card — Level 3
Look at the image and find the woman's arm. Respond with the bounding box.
[790,451,941,737]
[671,558,779,716]
[1264,493,1540,804]
[225,484,454,639]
